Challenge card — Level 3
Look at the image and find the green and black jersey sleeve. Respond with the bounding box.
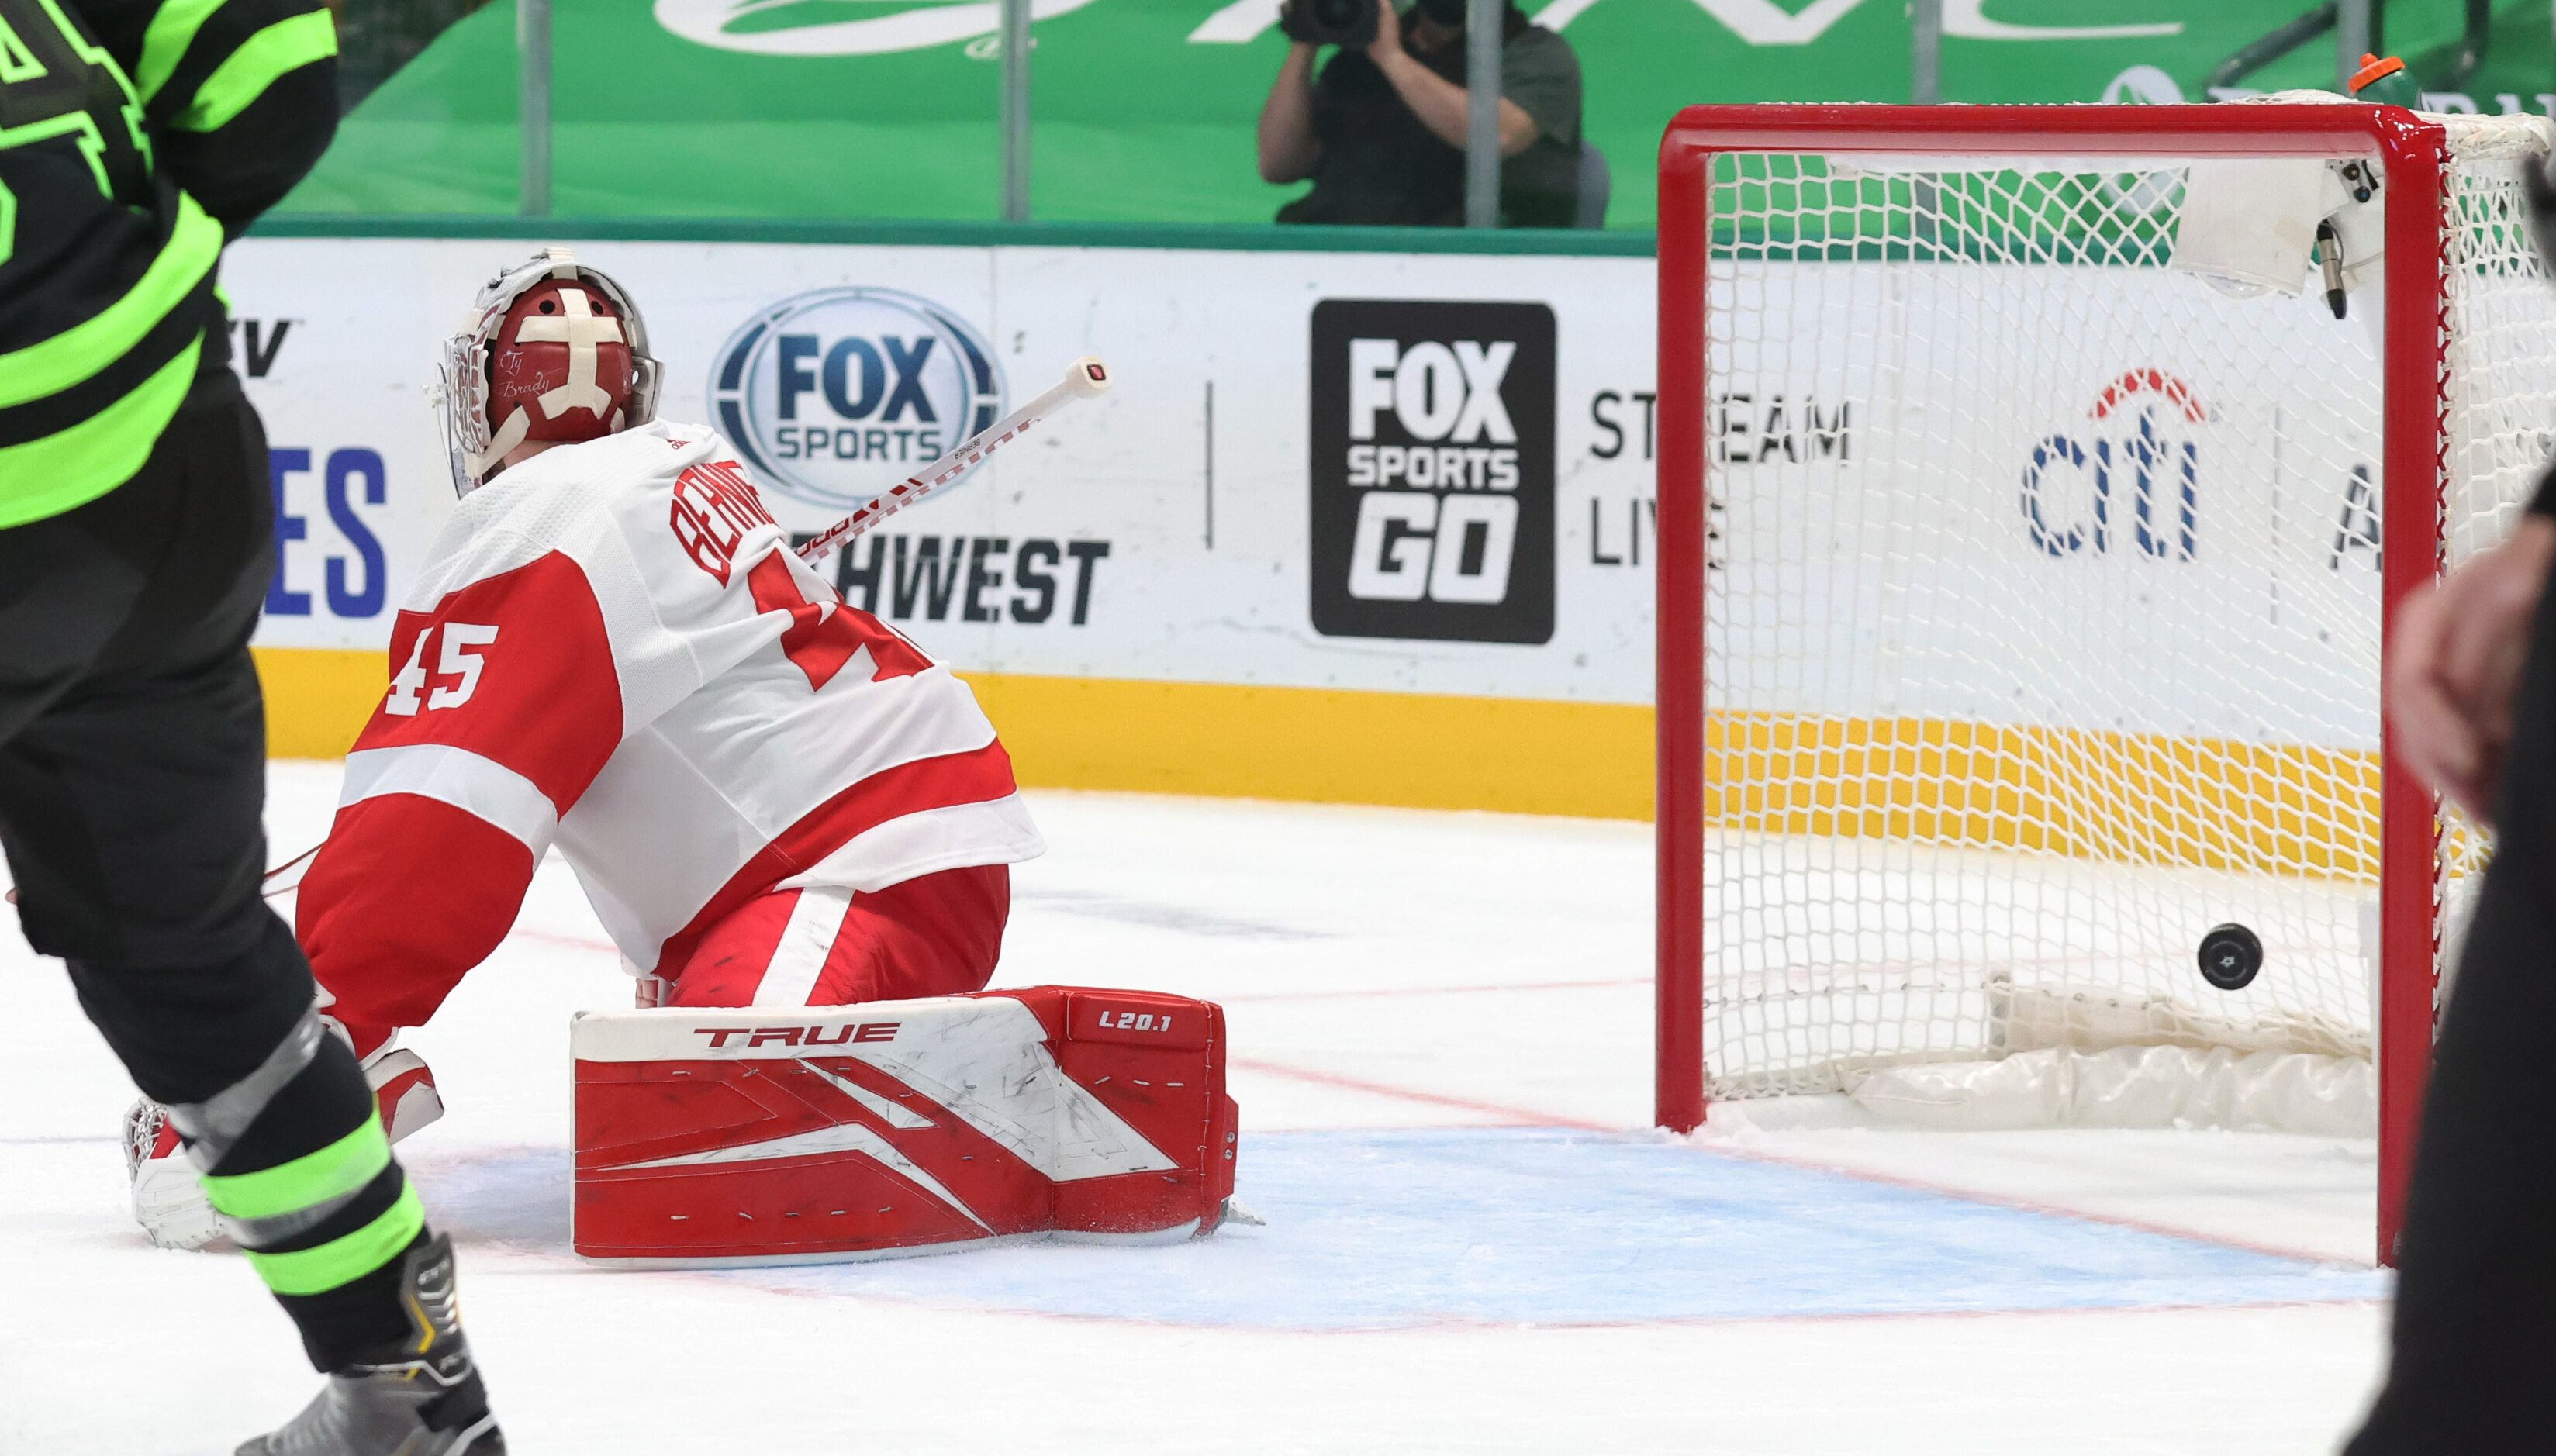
[0,0,335,529]
[73,0,339,233]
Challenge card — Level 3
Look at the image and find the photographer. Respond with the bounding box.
[1257,0,1583,227]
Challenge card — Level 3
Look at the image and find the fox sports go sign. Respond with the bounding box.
[710,288,1005,510]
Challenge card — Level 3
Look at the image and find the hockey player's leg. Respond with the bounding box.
[819,861,1012,1003]
[0,371,502,1453]
[83,937,499,1454]
[665,861,1011,1008]
[2348,577,2556,1451]
[183,1007,499,1455]
[65,903,496,1452]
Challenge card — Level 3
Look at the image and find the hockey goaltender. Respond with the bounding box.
[124,249,1241,1268]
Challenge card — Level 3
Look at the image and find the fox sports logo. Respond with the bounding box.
[710,288,1004,511]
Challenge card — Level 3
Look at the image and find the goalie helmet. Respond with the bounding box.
[436,247,663,495]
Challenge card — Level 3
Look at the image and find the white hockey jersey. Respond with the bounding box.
[298,422,1042,1053]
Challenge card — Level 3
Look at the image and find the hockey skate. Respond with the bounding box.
[126,1046,444,1250]
[235,1233,504,1455]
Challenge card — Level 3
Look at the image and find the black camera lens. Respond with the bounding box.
[1298,0,1377,47]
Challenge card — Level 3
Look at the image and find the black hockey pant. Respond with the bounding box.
[0,364,425,1371]
[2347,562,2556,1450]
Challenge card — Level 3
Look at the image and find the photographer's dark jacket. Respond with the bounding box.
[1280,9,1582,228]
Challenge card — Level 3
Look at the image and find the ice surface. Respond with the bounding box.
[0,764,2393,1454]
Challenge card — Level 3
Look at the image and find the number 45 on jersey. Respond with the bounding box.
[385,623,498,716]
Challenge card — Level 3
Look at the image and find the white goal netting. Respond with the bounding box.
[1698,108,2556,1120]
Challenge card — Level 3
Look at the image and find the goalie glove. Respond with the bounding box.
[125,1042,446,1251]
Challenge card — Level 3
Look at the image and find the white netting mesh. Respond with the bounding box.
[1698,111,2556,1104]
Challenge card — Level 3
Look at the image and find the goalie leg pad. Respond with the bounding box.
[570,987,1238,1266]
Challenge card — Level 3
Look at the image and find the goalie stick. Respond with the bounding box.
[793,354,1114,567]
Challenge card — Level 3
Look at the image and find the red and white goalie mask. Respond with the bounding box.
[436,247,664,495]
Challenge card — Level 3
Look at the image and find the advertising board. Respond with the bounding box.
[230,234,2414,819]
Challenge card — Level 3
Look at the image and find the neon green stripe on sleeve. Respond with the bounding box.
[172,8,336,133]
[0,335,200,530]
[245,1184,425,1298]
[0,191,218,409]
[200,1114,392,1223]
[133,0,226,104]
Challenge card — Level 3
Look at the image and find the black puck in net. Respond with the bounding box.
[2197,923,2264,991]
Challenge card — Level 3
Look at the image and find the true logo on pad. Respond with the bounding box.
[690,1022,901,1049]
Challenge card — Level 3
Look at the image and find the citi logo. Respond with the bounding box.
[2020,368,2202,561]
[710,288,1003,512]
[693,1023,901,1050]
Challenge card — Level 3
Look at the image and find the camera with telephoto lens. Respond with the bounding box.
[1282,0,1378,48]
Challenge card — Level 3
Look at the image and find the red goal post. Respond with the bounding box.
[1652,103,2510,1265]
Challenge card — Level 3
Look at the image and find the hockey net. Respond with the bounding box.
[1654,102,2556,1260]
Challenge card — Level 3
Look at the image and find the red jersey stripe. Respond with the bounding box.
[648,739,1020,976]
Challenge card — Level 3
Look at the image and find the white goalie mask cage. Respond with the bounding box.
[433,247,665,496]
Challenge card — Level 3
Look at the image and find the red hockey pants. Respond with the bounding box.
[665,862,1011,1009]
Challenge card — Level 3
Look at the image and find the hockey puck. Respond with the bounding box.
[2197,923,2264,991]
